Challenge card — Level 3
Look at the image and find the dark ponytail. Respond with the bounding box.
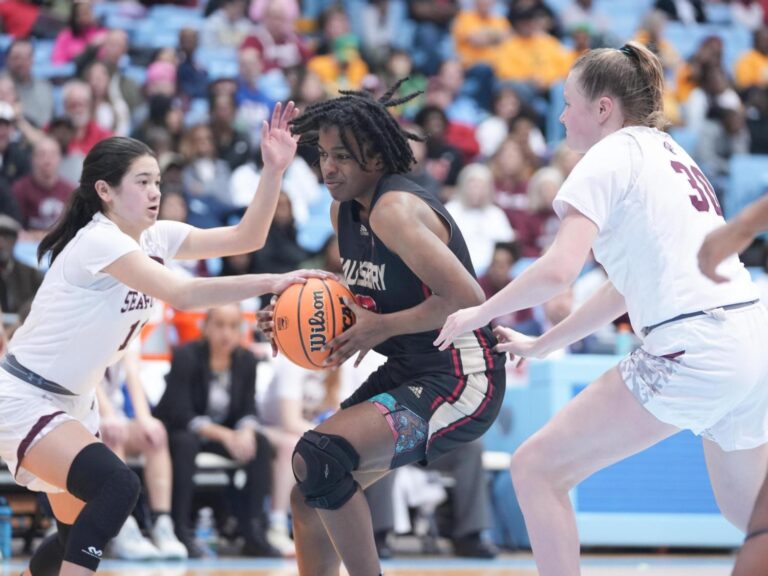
[38,137,155,265]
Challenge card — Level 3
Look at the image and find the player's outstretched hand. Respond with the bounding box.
[268,269,337,295]
[261,101,300,172]
[256,297,278,357]
[698,222,752,283]
[492,326,543,367]
[323,297,385,369]
[434,305,489,351]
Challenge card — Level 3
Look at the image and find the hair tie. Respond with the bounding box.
[619,46,635,58]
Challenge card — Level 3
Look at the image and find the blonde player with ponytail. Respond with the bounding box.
[437,42,768,576]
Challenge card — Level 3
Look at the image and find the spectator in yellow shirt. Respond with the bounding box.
[674,35,723,104]
[495,8,571,91]
[735,27,768,91]
[307,34,369,94]
[452,0,512,69]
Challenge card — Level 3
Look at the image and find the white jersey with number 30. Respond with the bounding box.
[553,126,758,333]
[8,213,191,395]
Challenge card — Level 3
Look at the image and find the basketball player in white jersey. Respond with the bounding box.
[436,41,768,576]
[698,193,768,575]
[0,102,331,576]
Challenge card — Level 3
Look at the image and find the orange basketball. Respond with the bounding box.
[272,277,356,370]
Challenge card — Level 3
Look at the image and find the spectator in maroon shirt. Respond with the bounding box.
[58,79,113,155]
[242,0,311,72]
[11,136,75,238]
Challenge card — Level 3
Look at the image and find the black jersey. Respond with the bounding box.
[337,173,494,360]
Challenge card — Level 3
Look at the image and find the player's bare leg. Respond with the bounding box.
[291,402,396,576]
[733,473,768,576]
[510,367,679,576]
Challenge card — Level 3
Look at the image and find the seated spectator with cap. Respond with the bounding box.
[0,214,42,320]
[11,137,75,239]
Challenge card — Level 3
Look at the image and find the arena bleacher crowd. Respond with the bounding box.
[1,0,768,564]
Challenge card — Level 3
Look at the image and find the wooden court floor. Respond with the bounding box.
[0,553,740,576]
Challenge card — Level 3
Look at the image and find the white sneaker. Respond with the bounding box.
[151,515,188,560]
[267,524,295,557]
[111,516,162,561]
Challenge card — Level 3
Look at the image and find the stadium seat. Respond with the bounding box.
[32,40,54,65]
[704,2,732,25]
[725,154,768,219]
[547,81,566,146]
[32,61,76,81]
[668,127,697,155]
[665,23,753,71]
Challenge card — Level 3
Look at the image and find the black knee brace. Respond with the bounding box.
[293,431,360,510]
[63,443,141,571]
[28,523,71,576]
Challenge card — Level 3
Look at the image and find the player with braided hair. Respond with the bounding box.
[258,80,506,575]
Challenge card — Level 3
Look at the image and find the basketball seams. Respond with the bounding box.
[296,282,323,368]
[323,279,338,359]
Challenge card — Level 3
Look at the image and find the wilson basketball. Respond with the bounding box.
[272,277,356,370]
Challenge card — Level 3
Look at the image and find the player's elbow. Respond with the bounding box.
[233,223,267,253]
[165,279,197,310]
[454,280,486,309]
[542,258,581,288]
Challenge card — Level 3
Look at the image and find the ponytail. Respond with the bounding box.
[37,186,102,265]
[573,41,667,129]
[37,136,155,265]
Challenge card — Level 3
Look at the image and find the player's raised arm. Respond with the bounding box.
[173,101,300,261]
[698,194,768,283]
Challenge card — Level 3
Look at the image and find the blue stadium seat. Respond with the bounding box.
[133,24,180,50]
[546,81,566,146]
[668,127,697,155]
[594,0,654,40]
[197,47,239,81]
[725,154,768,219]
[32,61,76,81]
[147,5,203,19]
[103,14,142,39]
[665,23,753,71]
[704,2,732,25]
[32,40,54,65]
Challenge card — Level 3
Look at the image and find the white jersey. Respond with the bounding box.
[8,213,191,395]
[553,126,758,333]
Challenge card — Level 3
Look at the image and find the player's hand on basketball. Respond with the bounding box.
[256,297,278,357]
[698,222,752,283]
[492,326,542,367]
[434,305,489,351]
[323,298,385,369]
[261,100,300,172]
[269,269,336,295]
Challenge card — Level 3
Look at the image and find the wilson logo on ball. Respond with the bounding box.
[309,290,327,352]
[273,278,357,370]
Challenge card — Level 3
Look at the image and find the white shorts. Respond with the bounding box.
[0,367,100,493]
[619,302,768,451]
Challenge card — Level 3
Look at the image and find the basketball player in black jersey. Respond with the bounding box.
[260,81,506,575]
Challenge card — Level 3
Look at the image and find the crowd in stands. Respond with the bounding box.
[1,0,768,563]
